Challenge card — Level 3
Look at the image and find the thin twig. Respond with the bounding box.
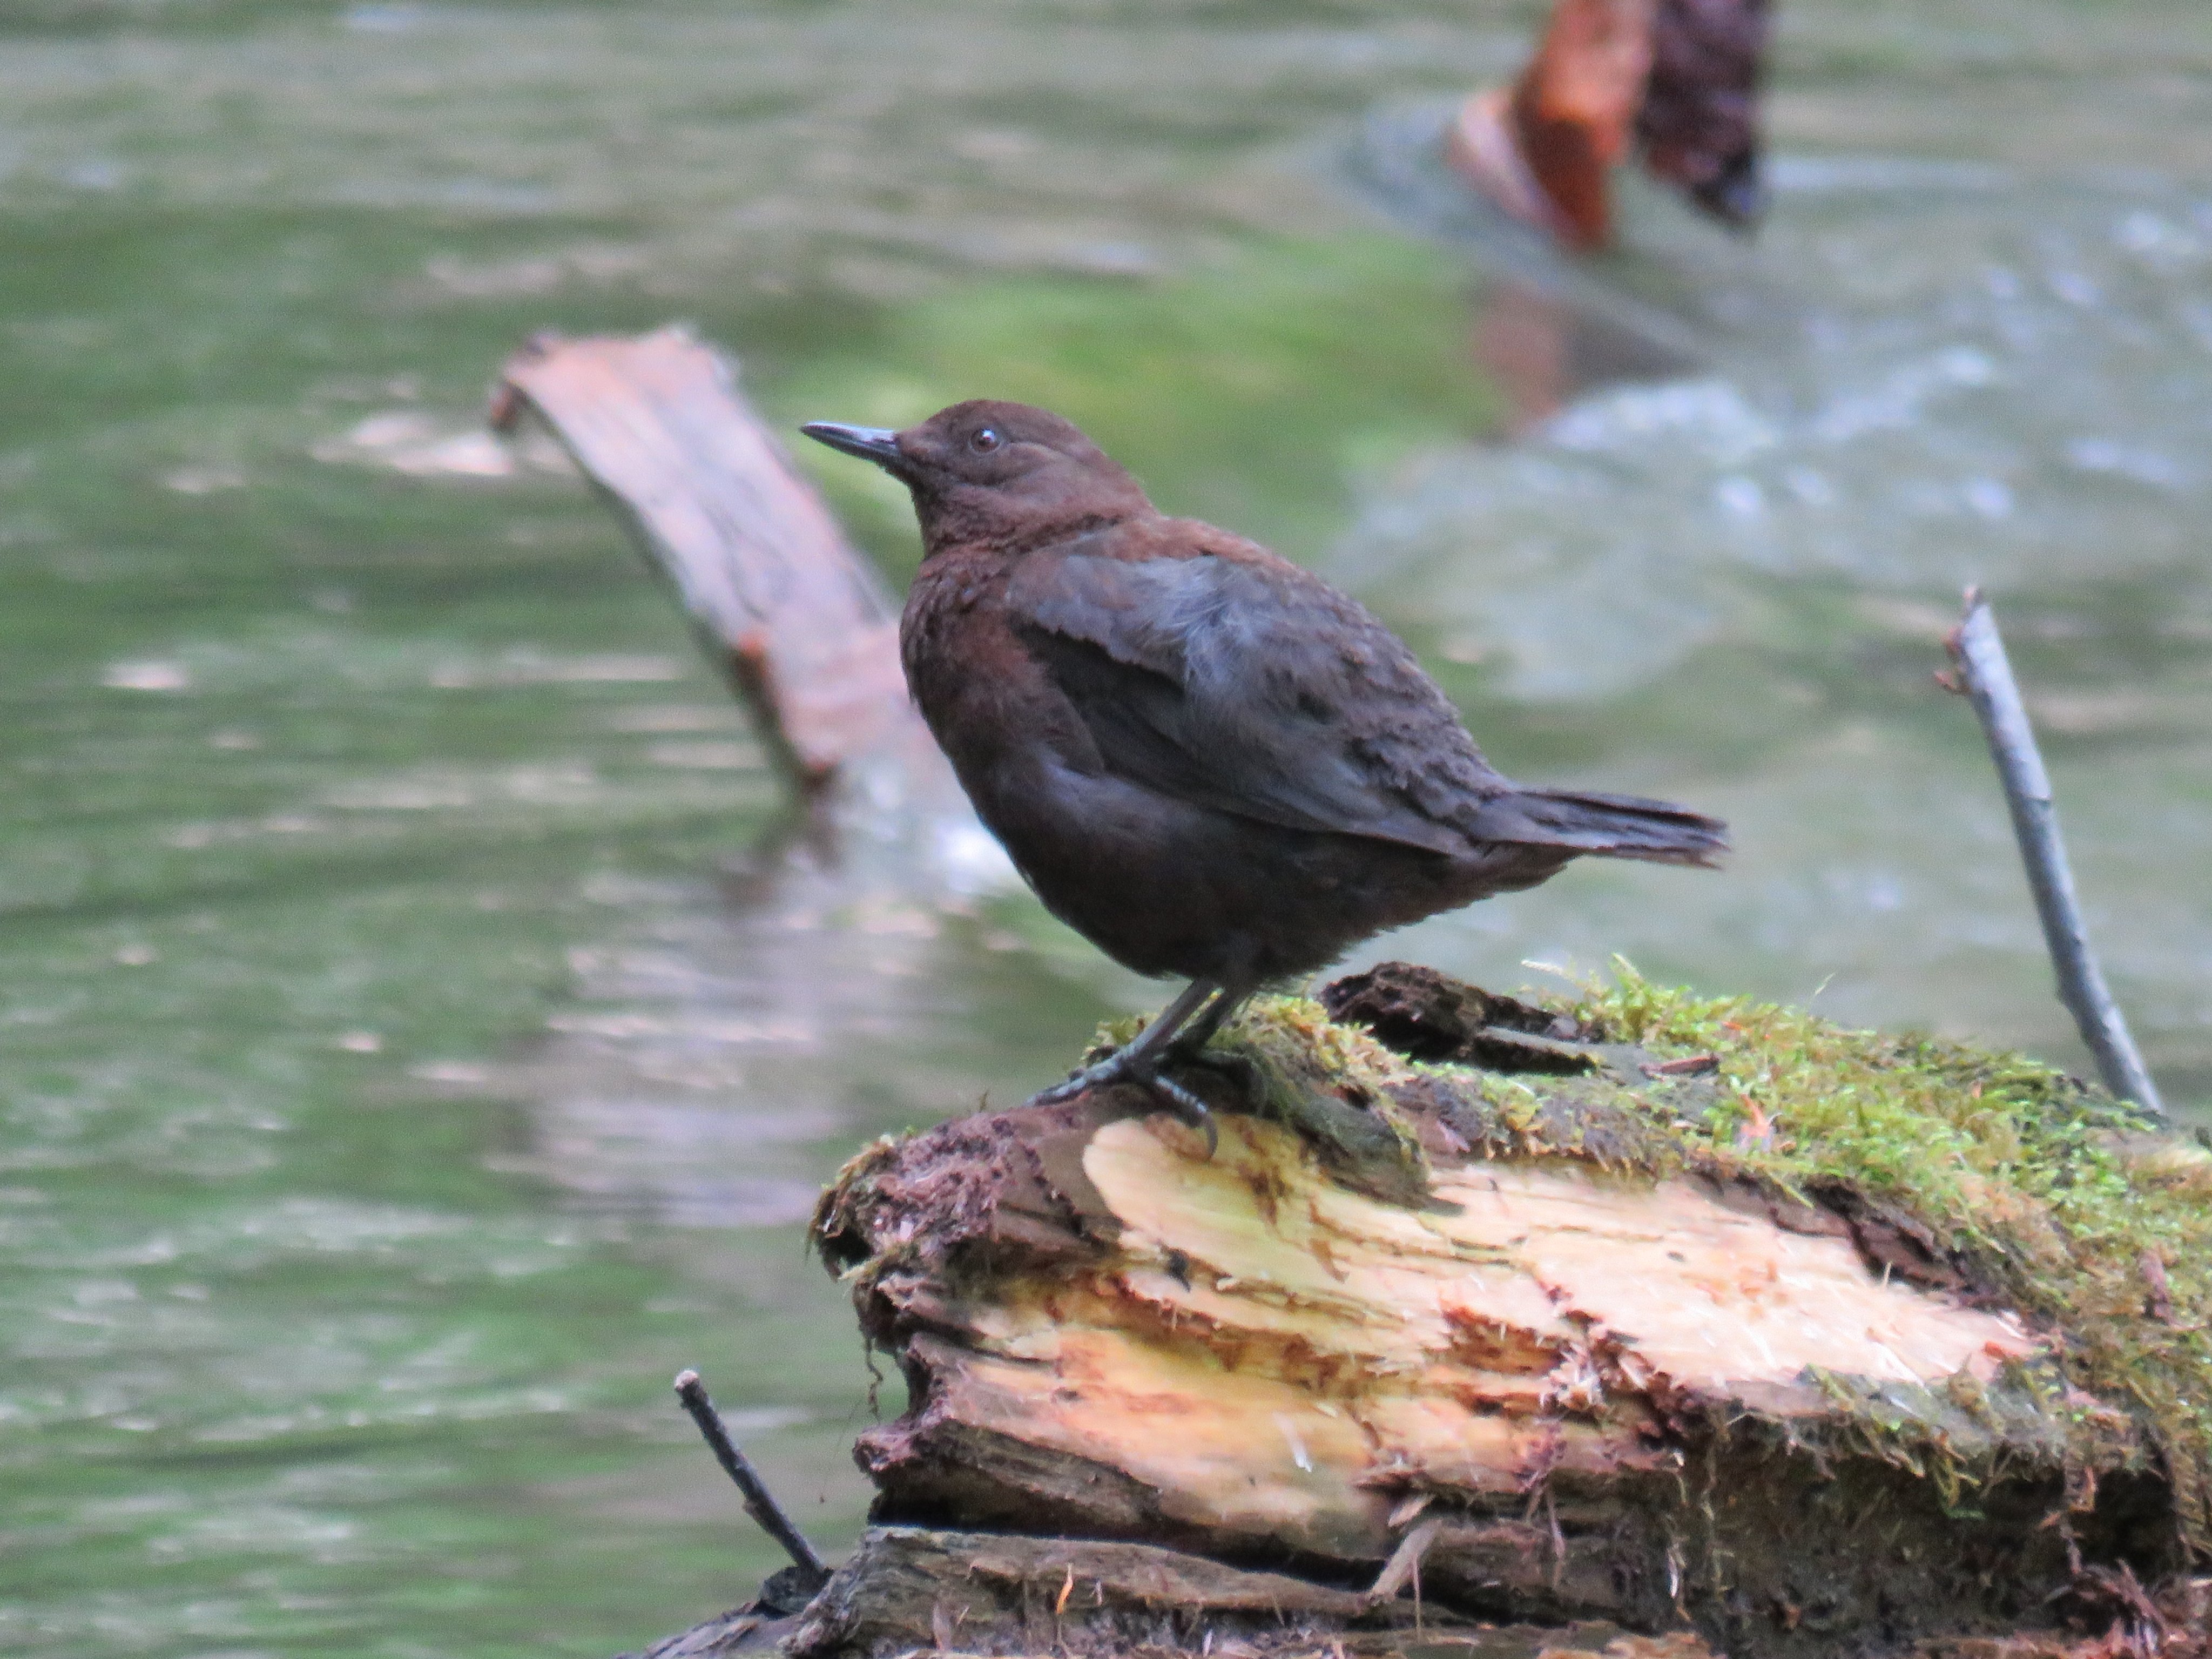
[674,1368,831,1588]
[1940,588,2163,1117]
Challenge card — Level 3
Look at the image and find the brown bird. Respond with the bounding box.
[803,401,1725,1144]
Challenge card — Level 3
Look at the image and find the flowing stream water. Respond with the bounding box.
[2,2,2208,1654]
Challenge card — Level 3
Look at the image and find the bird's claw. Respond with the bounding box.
[1030,1051,1218,1157]
[1147,1070,1220,1158]
[1028,1059,1110,1108]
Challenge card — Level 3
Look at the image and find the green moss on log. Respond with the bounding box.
[1566,961,2212,1559]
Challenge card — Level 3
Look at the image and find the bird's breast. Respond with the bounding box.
[901,569,1099,785]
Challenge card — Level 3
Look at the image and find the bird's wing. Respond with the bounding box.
[1004,526,1504,855]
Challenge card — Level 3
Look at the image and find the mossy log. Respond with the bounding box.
[629,962,2212,1659]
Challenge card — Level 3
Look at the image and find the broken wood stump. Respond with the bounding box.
[624,962,2211,1659]
[491,327,932,795]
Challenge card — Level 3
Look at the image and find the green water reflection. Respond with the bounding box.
[2,1,2209,1655]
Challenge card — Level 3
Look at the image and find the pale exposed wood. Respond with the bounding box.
[492,327,921,790]
[853,1112,2040,1566]
[1447,89,1577,245]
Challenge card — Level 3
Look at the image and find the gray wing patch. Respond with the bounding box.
[1007,549,1488,855]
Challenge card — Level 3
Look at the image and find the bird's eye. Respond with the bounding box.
[969,427,1002,454]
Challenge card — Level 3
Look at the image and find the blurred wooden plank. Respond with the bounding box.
[492,326,918,792]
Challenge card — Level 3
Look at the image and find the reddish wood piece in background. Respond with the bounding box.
[1447,0,1768,249]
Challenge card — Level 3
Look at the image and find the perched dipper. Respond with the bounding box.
[804,401,1725,1144]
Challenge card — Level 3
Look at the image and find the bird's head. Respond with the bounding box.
[802,400,1151,558]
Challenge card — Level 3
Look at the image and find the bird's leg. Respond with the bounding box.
[1166,983,1253,1061]
[1032,977,1223,1153]
[1035,977,1217,1095]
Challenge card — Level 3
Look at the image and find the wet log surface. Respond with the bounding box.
[625,963,2209,1659]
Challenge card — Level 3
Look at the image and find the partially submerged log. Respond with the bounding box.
[491,328,924,792]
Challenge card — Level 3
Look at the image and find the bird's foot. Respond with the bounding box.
[1030,1050,1218,1157]
[1169,1041,1260,1107]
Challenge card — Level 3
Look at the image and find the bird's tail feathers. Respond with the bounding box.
[1468,786,1728,868]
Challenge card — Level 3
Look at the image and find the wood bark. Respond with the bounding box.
[625,1525,1723,1659]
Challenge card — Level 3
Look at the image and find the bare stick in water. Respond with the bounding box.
[1940,588,2163,1117]
[673,1368,830,1588]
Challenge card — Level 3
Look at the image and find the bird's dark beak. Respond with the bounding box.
[800,422,912,478]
